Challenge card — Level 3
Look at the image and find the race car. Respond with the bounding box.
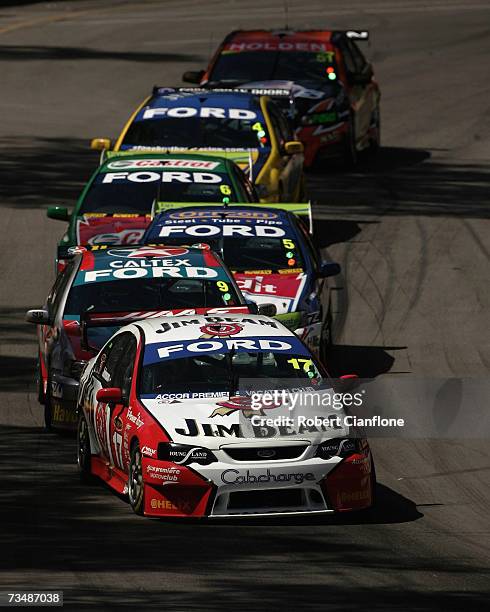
[25,244,250,431]
[90,88,305,203]
[77,314,376,518]
[47,152,259,253]
[141,203,341,357]
[183,30,380,168]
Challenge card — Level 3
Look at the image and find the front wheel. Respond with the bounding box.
[77,412,94,483]
[128,443,144,515]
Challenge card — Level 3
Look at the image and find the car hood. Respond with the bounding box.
[139,390,349,449]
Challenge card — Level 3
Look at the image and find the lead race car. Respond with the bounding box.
[142,203,340,357]
[26,245,250,430]
[185,29,380,168]
[77,314,375,518]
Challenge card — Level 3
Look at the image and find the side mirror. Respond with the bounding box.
[96,387,123,404]
[335,374,360,393]
[319,261,341,278]
[182,70,205,84]
[284,140,304,155]
[47,206,70,222]
[90,138,111,151]
[26,309,51,325]
[257,303,277,317]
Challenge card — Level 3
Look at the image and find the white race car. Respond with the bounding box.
[77,314,375,518]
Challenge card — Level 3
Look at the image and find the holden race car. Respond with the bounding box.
[141,203,341,357]
[90,88,305,203]
[77,314,376,518]
[26,244,250,431]
[184,29,380,168]
[47,152,259,257]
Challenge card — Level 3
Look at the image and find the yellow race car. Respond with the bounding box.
[91,87,305,203]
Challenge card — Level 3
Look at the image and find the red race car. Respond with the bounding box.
[184,29,381,168]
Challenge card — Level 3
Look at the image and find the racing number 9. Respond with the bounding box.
[217,281,229,292]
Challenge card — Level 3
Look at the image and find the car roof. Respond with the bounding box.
[137,313,293,345]
[227,29,334,42]
[142,90,263,114]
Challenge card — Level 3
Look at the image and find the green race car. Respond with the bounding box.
[47,151,260,251]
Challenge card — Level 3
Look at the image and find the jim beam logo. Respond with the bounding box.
[210,395,282,418]
[199,322,242,338]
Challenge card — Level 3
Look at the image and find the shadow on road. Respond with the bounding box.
[0,45,204,63]
[1,424,486,610]
[308,146,490,219]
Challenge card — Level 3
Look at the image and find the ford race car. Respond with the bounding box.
[77,315,375,517]
[47,152,259,255]
[184,30,380,168]
[90,88,305,203]
[26,245,249,431]
[141,204,340,357]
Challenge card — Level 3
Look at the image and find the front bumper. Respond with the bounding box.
[141,448,374,518]
[49,373,79,430]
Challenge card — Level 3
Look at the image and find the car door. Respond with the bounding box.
[267,101,303,202]
[89,332,134,462]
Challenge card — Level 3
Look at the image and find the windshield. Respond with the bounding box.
[122,116,269,150]
[140,350,323,394]
[64,277,240,315]
[209,50,338,87]
[80,172,239,214]
[145,235,304,272]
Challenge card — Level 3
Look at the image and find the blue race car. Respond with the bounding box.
[142,203,340,358]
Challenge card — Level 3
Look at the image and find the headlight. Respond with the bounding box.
[316,438,359,460]
[157,443,217,466]
[302,110,338,126]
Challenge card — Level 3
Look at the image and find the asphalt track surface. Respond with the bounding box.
[0,1,489,610]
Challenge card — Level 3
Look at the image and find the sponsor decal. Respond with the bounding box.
[127,406,144,428]
[106,159,220,170]
[141,107,257,120]
[150,498,193,512]
[156,338,293,360]
[156,316,277,334]
[210,395,281,418]
[158,224,285,238]
[199,322,243,338]
[146,464,181,481]
[102,171,223,184]
[221,468,315,485]
[76,217,149,246]
[168,210,278,220]
[150,391,229,402]
[83,260,217,283]
[224,41,330,52]
[108,246,189,259]
[52,404,77,424]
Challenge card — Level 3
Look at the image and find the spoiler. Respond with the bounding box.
[345,30,369,40]
[152,201,313,234]
[80,309,151,353]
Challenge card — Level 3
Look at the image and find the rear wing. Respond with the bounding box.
[80,309,151,353]
[345,30,369,40]
[152,201,313,234]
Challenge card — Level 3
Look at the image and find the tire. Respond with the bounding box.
[342,118,357,169]
[320,307,333,362]
[77,412,94,483]
[44,376,53,431]
[128,443,144,515]
[369,107,381,153]
[37,360,45,405]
